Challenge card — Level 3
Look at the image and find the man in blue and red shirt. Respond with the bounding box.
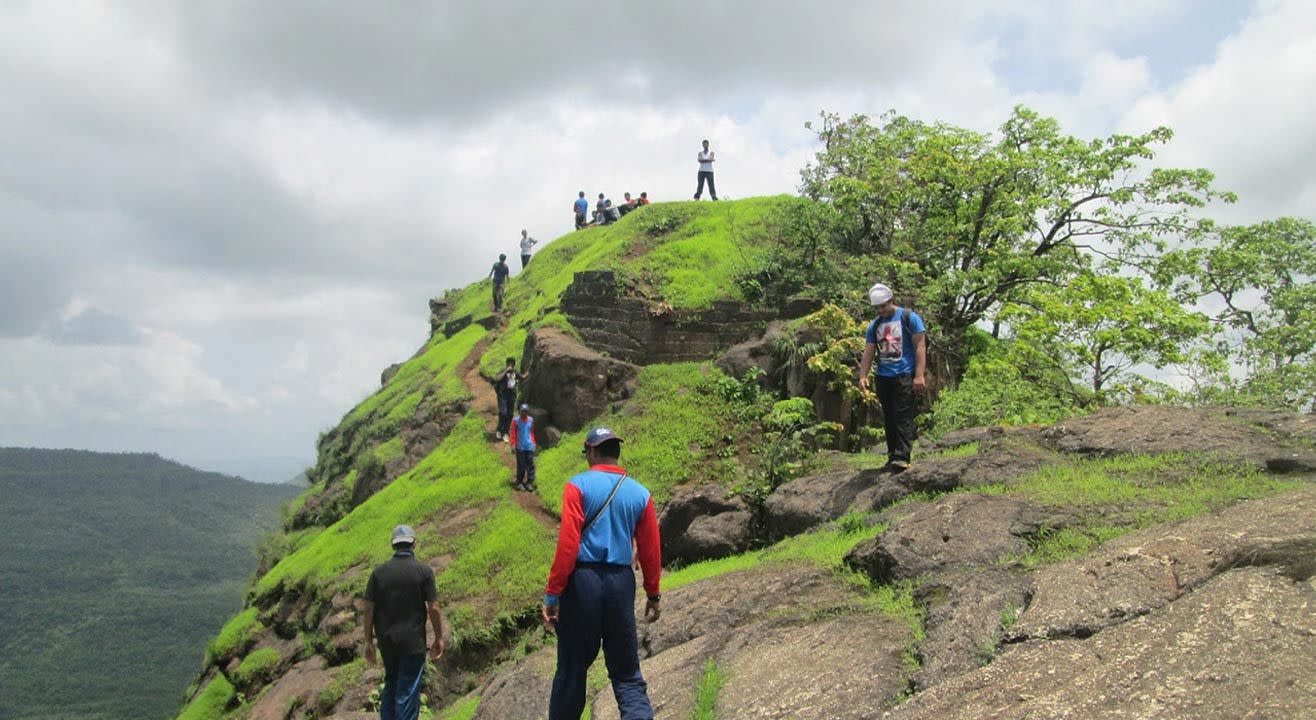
[508,403,537,492]
[858,281,927,472]
[542,428,661,720]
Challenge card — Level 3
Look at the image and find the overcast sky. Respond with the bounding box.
[2,1,1312,483]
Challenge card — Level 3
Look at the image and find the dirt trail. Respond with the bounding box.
[458,334,561,532]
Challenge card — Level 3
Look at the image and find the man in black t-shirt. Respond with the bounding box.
[488,254,511,312]
[362,524,445,720]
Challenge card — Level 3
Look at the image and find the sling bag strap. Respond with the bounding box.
[580,474,628,536]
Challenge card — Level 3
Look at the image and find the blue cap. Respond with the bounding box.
[583,427,623,448]
[391,524,417,546]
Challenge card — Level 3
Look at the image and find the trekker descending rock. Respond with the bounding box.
[858,282,927,472]
[488,254,511,312]
[574,191,589,230]
[509,403,538,492]
[543,428,662,720]
[361,525,446,720]
[492,357,526,441]
[519,229,538,269]
[693,139,717,201]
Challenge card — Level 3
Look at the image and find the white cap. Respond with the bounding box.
[868,282,894,306]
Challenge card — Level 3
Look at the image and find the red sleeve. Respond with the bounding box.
[634,496,662,598]
[546,483,585,598]
[531,428,537,446]
[508,422,518,446]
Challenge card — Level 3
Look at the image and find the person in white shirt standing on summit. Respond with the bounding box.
[694,139,717,201]
[519,229,538,269]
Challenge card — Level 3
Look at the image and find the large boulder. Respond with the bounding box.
[658,484,756,565]
[520,328,640,432]
[473,651,556,720]
[885,566,1316,720]
[246,657,338,720]
[1008,486,1316,642]
[714,321,787,388]
[845,494,1053,583]
[763,465,884,540]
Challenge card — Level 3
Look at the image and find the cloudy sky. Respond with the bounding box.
[2,1,1312,483]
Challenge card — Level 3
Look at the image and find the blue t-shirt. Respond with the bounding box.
[512,416,536,451]
[864,308,926,377]
[574,197,588,215]
[491,262,510,284]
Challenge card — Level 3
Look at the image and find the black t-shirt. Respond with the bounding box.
[491,262,510,284]
[363,550,437,655]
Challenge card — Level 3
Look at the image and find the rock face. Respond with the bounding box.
[246,657,337,720]
[658,484,756,565]
[473,652,556,720]
[910,568,1030,691]
[1041,404,1316,472]
[763,464,883,540]
[714,321,787,387]
[845,494,1054,583]
[520,327,640,432]
[884,487,1316,720]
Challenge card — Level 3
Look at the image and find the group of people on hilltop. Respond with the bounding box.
[573,190,651,229]
[361,276,926,720]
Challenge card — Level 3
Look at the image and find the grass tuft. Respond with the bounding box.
[692,658,728,720]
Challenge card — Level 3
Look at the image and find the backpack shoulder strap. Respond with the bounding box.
[581,474,628,536]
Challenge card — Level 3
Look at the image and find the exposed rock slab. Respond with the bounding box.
[246,657,335,720]
[1009,486,1316,642]
[473,650,556,720]
[911,568,1031,691]
[659,484,755,565]
[763,466,883,540]
[1041,405,1316,472]
[885,567,1316,720]
[590,634,721,720]
[520,327,639,432]
[846,494,1052,583]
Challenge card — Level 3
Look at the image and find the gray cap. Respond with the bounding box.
[391,524,417,546]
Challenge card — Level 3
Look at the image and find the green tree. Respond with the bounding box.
[1000,274,1209,402]
[1165,217,1316,410]
[799,106,1232,383]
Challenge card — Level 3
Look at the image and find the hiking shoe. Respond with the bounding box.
[888,460,911,473]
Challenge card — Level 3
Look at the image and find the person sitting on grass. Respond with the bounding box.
[618,192,637,216]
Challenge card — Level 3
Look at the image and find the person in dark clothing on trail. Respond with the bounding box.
[508,403,538,492]
[574,191,589,230]
[694,139,717,201]
[362,525,445,720]
[488,254,511,312]
[857,282,927,472]
[543,428,661,720]
[492,357,526,441]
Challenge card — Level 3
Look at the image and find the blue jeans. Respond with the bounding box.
[379,649,427,720]
[515,449,537,487]
[549,563,653,720]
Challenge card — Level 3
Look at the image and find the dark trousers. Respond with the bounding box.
[492,281,505,311]
[576,213,587,229]
[496,390,516,435]
[695,171,717,200]
[379,648,427,720]
[521,254,531,269]
[549,564,653,720]
[875,373,917,463]
[515,449,537,486]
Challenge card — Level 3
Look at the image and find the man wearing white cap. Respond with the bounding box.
[857,282,927,472]
[361,524,446,720]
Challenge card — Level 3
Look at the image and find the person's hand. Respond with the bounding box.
[364,642,377,666]
[644,598,661,623]
[858,375,870,392]
[913,374,927,391]
[430,638,445,661]
[542,603,559,633]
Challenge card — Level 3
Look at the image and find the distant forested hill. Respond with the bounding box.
[0,448,298,720]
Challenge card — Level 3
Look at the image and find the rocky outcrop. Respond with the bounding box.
[473,652,555,720]
[1041,405,1316,472]
[246,657,339,720]
[763,464,883,540]
[910,568,1030,691]
[519,327,639,432]
[714,321,787,387]
[658,484,756,565]
[844,494,1055,583]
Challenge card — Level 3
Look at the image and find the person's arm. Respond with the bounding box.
[427,600,446,659]
[542,483,586,628]
[858,343,876,392]
[361,600,377,665]
[912,333,927,390]
[508,421,518,447]
[634,496,662,622]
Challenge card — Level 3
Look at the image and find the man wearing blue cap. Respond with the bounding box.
[362,525,446,720]
[542,428,661,720]
[857,282,927,472]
